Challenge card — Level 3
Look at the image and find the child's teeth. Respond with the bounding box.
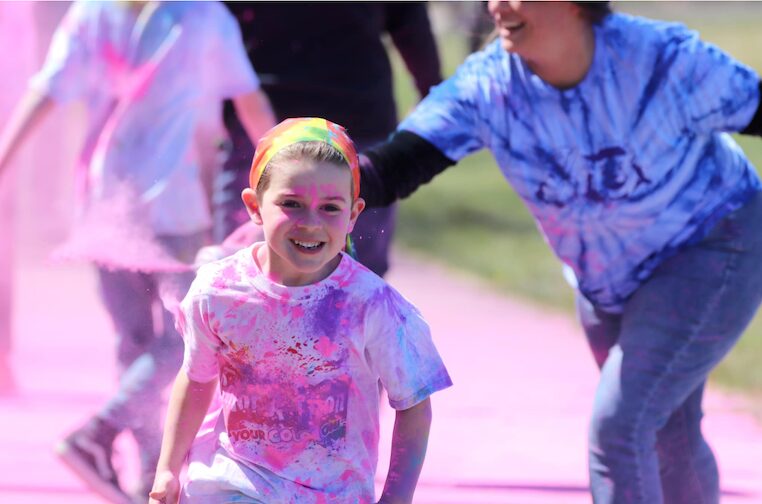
[295,240,320,249]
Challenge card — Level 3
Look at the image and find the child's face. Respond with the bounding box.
[242,159,365,286]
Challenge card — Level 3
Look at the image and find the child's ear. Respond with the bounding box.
[346,197,366,234]
[241,188,263,225]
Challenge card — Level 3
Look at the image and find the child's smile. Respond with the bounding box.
[292,240,323,251]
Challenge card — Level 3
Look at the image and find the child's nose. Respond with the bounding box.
[296,210,322,229]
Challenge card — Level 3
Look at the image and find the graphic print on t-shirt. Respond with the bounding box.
[225,374,350,450]
[220,322,352,464]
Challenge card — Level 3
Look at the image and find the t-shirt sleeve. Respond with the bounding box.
[666,28,760,134]
[178,276,223,383]
[203,3,260,100]
[28,2,92,102]
[398,49,493,162]
[364,286,452,410]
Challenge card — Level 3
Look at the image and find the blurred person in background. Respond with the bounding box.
[0,2,274,502]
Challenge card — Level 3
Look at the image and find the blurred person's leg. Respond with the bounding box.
[130,231,208,498]
[55,266,156,502]
[578,297,718,504]
[58,231,206,501]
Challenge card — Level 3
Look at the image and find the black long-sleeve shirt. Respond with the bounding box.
[223,2,442,143]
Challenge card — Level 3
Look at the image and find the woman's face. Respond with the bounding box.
[487,1,581,59]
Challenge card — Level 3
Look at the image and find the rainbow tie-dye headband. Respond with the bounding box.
[249,117,360,200]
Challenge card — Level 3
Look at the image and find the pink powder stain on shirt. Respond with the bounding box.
[223,294,249,320]
[258,293,281,316]
[285,344,304,359]
[260,445,288,472]
[237,312,259,336]
[313,336,340,358]
[290,304,305,319]
[332,259,360,289]
[338,469,354,482]
[221,263,241,283]
[260,440,309,473]
[360,429,376,453]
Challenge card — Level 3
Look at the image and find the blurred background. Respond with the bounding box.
[2,1,762,414]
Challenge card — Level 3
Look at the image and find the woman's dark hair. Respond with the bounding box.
[573,1,612,24]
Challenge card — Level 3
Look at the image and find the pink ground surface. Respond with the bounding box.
[1,250,761,503]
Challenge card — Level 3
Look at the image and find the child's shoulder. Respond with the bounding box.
[602,12,698,55]
[190,246,255,297]
[336,254,391,294]
[338,255,422,318]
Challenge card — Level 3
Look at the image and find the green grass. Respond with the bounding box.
[385,3,762,400]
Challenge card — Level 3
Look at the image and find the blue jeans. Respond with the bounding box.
[96,231,206,468]
[215,136,396,277]
[578,191,762,503]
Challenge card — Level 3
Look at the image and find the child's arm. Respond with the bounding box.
[0,89,55,178]
[149,370,218,504]
[377,397,433,504]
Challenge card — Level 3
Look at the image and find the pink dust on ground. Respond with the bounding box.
[2,250,762,503]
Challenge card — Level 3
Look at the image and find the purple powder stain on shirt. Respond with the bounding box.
[311,287,348,340]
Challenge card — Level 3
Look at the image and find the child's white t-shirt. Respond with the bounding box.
[178,243,452,503]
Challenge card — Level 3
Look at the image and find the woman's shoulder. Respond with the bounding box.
[462,39,512,73]
[435,38,513,98]
[602,12,698,53]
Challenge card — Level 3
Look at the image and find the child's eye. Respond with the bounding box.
[322,204,342,213]
[279,200,301,209]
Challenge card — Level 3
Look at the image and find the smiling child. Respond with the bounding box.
[149,118,452,504]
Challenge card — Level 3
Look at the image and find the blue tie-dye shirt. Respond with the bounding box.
[400,13,761,312]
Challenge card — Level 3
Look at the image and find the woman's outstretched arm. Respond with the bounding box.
[360,131,455,208]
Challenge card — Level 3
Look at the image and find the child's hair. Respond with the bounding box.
[255,141,350,198]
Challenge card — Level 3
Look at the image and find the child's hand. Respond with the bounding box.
[148,470,180,504]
